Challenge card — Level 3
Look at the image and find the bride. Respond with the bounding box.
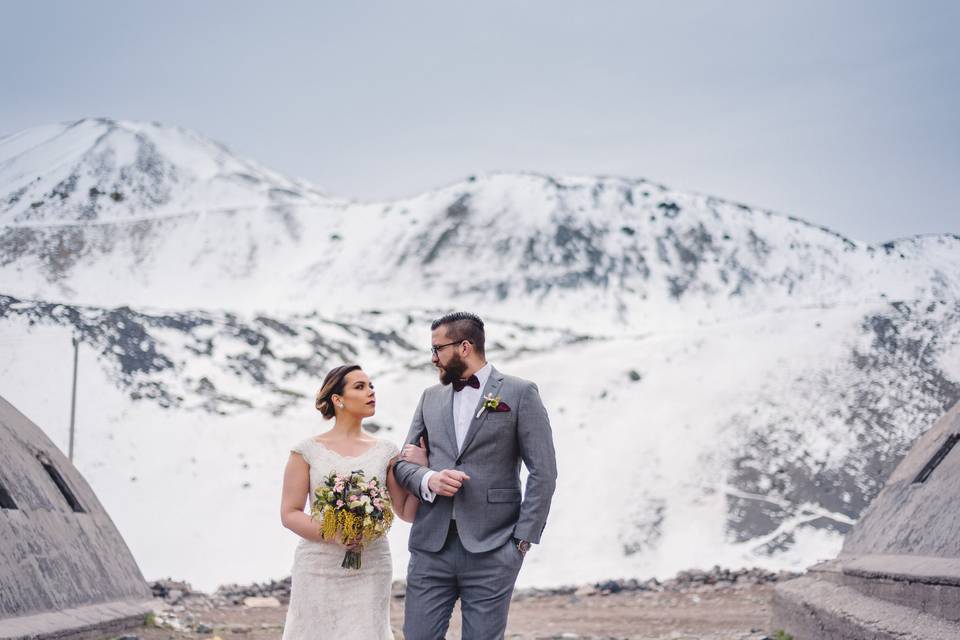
[280,364,426,639]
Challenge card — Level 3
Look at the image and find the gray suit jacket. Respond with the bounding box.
[394,366,558,553]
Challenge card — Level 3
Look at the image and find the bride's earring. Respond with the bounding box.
[338,401,345,409]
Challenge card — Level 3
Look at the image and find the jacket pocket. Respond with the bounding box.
[487,488,522,503]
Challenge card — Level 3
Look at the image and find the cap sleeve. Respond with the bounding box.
[290,438,312,463]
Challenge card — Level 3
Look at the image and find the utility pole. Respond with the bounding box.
[68,334,79,462]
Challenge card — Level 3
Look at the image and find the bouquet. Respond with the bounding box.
[311,469,394,569]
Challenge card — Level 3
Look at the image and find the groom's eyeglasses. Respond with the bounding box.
[431,340,471,357]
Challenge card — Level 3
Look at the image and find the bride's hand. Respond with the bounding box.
[400,436,429,466]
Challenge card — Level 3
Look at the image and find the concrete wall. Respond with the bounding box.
[0,396,151,618]
[842,401,960,558]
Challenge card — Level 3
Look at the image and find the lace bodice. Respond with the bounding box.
[292,437,399,499]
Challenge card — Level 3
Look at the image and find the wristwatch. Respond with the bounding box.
[515,539,531,555]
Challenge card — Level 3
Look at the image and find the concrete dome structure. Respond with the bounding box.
[0,396,152,640]
[773,400,960,639]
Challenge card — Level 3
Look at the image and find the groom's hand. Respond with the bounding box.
[427,469,470,497]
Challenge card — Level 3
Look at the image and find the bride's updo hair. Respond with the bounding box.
[315,364,362,419]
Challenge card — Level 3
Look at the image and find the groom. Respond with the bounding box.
[393,311,558,640]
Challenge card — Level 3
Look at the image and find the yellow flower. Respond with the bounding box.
[320,508,338,541]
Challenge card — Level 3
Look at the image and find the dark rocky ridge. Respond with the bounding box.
[0,295,590,416]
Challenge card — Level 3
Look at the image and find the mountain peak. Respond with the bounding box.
[0,118,329,226]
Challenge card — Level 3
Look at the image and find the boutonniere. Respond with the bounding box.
[476,393,511,419]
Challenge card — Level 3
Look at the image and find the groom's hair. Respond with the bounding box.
[431,312,485,357]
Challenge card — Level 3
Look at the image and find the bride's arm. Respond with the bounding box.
[388,437,428,522]
[387,458,420,523]
[280,453,324,542]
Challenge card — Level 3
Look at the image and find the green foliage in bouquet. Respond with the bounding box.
[311,469,394,569]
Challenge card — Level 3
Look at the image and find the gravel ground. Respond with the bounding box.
[120,571,786,640]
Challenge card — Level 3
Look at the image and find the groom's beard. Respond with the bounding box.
[438,353,468,386]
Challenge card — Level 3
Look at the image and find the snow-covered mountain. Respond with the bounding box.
[1,119,958,591]
[4,119,958,330]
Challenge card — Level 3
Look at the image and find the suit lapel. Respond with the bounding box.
[458,367,505,455]
[438,384,458,455]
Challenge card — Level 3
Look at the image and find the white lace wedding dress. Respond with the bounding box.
[282,437,399,640]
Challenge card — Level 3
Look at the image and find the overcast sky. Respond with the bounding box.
[3,1,958,243]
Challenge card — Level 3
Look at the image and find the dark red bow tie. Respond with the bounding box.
[453,375,481,392]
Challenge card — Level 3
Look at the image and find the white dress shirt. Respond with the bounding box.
[419,362,492,502]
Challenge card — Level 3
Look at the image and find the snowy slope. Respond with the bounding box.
[1,295,957,590]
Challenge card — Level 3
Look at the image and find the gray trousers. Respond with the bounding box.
[404,522,524,640]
